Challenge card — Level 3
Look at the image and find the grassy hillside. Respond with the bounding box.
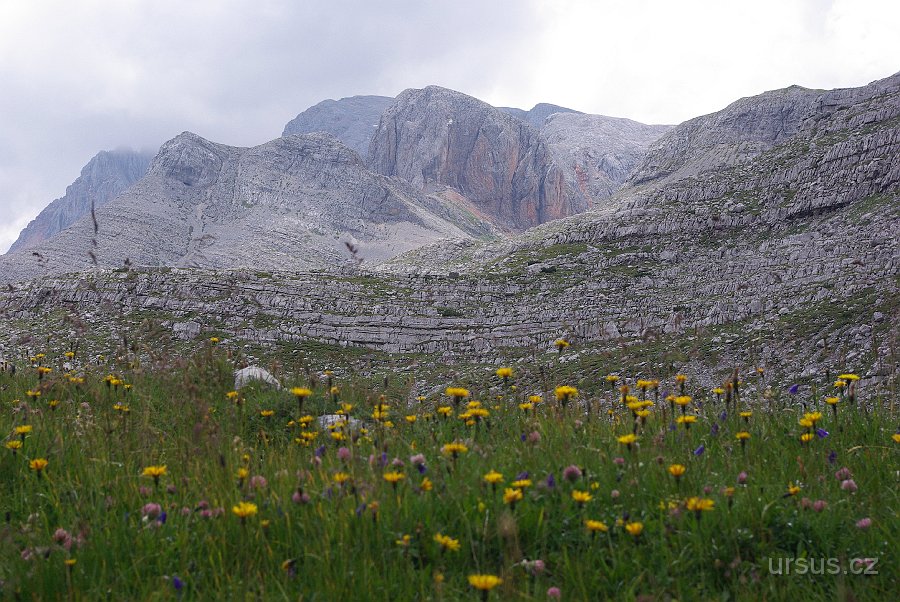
[1,340,897,600]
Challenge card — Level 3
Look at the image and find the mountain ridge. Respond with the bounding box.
[7,149,154,254]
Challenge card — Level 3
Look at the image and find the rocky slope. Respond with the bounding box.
[0,131,496,283]
[368,86,583,230]
[282,95,393,160]
[628,72,900,186]
[7,149,154,254]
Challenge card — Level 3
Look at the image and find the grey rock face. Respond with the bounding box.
[540,113,671,204]
[0,131,495,284]
[282,95,394,160]
[368,86,583,230]
[7,149,154,254]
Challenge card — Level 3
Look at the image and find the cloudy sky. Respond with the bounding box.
[1,0,898,253]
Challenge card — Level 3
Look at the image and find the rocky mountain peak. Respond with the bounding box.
[627,85,821,186]
[149,131,233,188]
[629,72,900,187]
[368,86,582,230]
[282,95,393,160]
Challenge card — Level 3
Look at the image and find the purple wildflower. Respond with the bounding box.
[142,503,162,520]
[562,465,582,482]
[710,423,719,436]
[172,576,184,593]
[693,445,705,456]
[827,450,837,464]
[788,384,800,395]
[840,479,858,492]
[816,428,829,439]
[314,445,326,457]
[546,473,556,489]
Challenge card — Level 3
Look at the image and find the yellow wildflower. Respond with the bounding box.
[433,533,460,552]
[554,385,578,402]
[668,464,686,479]
[468,574,502,591]
[445,387,469,400]
[441,442,468,457]
[617,433,638,446]
[571,490,593,504]
[503,488,524,505]
[483,470,503,485]
[383,471,405,484]
[625,522,644,536]
[585,519,609,533]
[231,501,258,519]
[29,458,49,474]
[686,497,715,512]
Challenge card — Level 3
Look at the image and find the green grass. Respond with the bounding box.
[0,342,897,601]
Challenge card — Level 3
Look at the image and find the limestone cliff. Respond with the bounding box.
[368,86,582,230]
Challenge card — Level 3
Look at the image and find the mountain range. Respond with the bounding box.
[2,85,670,277]
[0,73,897,382]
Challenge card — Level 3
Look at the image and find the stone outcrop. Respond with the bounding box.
[282,95,394,160]
[368,86,583,230]
[7,149,154,254]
